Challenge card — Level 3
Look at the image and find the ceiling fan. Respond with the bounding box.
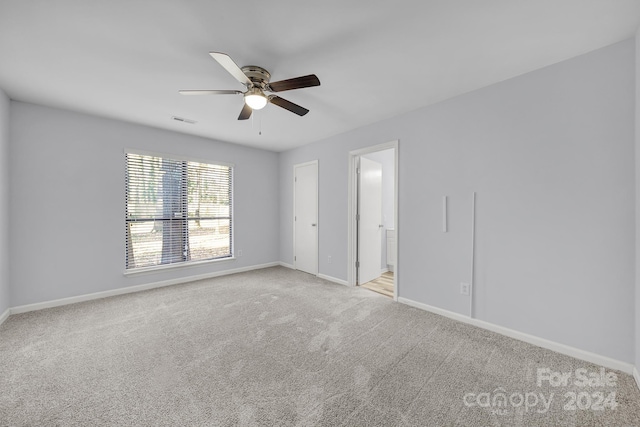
[180,52,320,120]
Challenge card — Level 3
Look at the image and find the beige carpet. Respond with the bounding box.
[1,267,639,426]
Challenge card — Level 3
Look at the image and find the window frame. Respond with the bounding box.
[123,149,235,275]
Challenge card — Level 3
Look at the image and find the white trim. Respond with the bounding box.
[442,196,448,232]
[398,297,634,374]
[633,367,640,392]
[278,262,294,269]
[347,140,399,302]
[10,262,279,315]
[469,192,476,318]
[279,262,343,285]
[0,308,10,326]
[392,143,399,302]
[124,256,236,276]
[347,153,358,287]
[318,274,349,286]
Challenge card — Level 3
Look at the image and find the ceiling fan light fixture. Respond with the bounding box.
[244,88,267,110]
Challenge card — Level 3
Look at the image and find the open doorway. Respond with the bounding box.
[347,141,398,300]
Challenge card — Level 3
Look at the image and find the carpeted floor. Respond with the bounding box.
[1,266,639,426]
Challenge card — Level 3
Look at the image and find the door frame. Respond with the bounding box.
[347,140,399,300]
[293,159,319,275]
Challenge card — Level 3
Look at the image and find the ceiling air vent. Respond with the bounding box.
[171,116,197,124]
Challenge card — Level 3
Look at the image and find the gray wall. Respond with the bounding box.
[9,102,280,306]
[0,89,10,314]
[636,29,640,372]
[279,39,635,363]
[361,149,395,270]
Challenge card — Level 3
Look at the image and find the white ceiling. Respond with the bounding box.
[1,1,639,152]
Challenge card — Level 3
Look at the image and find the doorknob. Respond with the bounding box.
[312,223,317,226]
[379,224,384,228]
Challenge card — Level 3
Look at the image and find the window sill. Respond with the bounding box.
[123,256,236,277]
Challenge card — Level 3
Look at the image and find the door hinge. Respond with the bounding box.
[295,216,297,221]
[356,214,360,221]
[295,176,297,182]
[355,261,360,268]
[356,168,360,174]
[295,256,297,261]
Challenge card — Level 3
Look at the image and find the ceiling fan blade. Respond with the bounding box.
[268,74,320,92]
[209,52,252,86]
[179,90,242,95]
[238,103,252,120]
[269,96,309,116]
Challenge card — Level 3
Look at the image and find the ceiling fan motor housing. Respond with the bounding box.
[241,66,271,88]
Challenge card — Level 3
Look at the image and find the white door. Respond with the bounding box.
[294,161,318,275]
[358,157,382,284]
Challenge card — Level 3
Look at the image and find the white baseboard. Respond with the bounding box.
[278,262,294,269]
[0,307,10,326]
[278,262,348,286]
[317,274,349,286]
[398,297,634,375]
[634,367,640,392]
[10,262,280,315]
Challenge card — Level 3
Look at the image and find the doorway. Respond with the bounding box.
[293,160,318,275]
[348,141,398,300]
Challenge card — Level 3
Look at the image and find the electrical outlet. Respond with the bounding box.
[460,282,470,296]
[328,255,332,264]
[237,249,243,257]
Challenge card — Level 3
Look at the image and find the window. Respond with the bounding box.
[125,152,233,270]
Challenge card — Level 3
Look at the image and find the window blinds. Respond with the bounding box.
[125,152,232,270]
